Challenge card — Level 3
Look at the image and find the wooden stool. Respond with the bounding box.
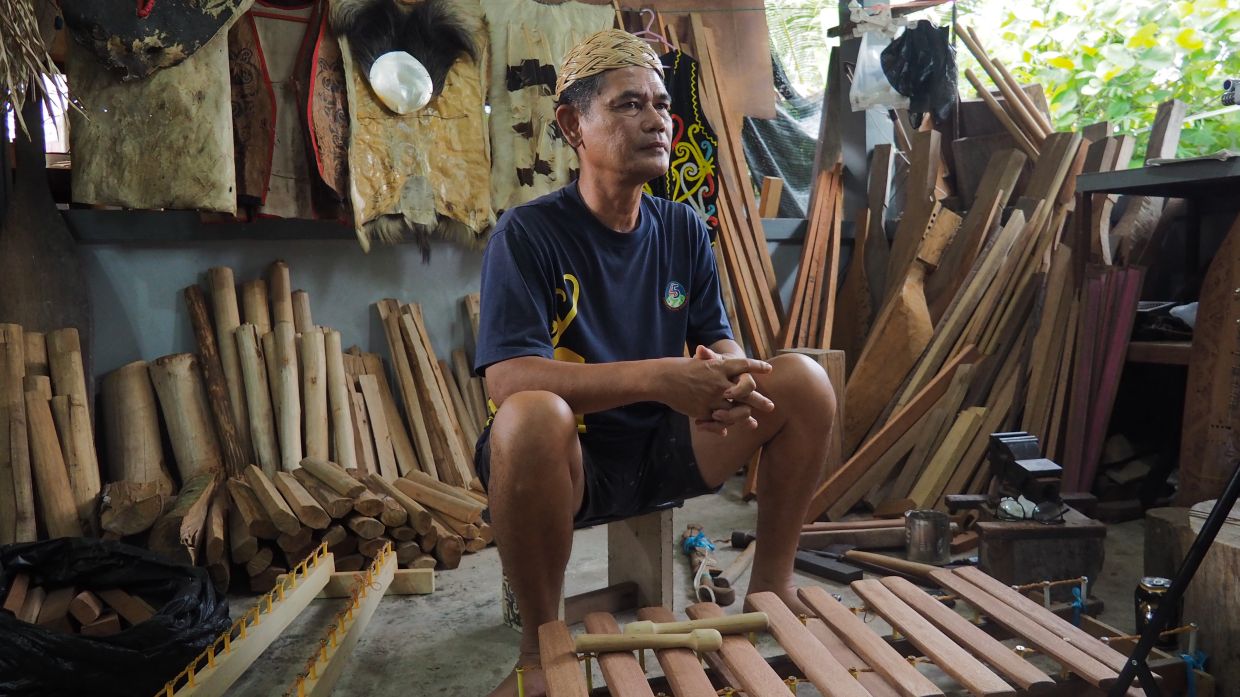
[502,508,675,630]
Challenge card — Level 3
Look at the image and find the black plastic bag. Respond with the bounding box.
[0,538,230,697]
[881,20,958,128]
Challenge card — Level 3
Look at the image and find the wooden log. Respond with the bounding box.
[300,457,365,498]
[235,324,280,477]
[99,481,166,536]
[963,70,1038,159]
[398,307,471,485]
[228,486,259,564]
[301,328,329,461]
[205,487,230,592]
[349,382,378,475]
[243,465,301,535]
[394,539,423,566]
[357,374,399,480]
[352,488,386,518]
[358,535,391,559]
[365,473,433,534]
[292,468,354,518]
[684,601,791,697]
[744,592,871,697]
[851,579,1014,697]
[250,564,287,593]
[25,389,83,538]
[433,530,464,570]
[227,478,279,540]
[276,525,313,555]
[540,621,589,697]
[291,289,314,334]
[25,375,50,400]
[346,514,385,540]
[148,472,217,565]
[22,331,47,376]
[36,586,75,631]
[389,525,419,542]
[1,325,37,543]
[635,606,716,697]
[69,590,104,625]
[323,329,358,471]
[329,534,359,557]
[45,329,100,533]
[321,523,348,548]
[245,546,274,576]
[359,353,419,477]
[403,470,486,509]
[463,537,488,553]
[207,267,254,467]
[268,261,294,326]
[101,361,175,495]
[2,573,30,615]
[81,611,122,636]
[17,586,45,623]
[274,471,330,529]
[272,322,303,471]
[798,586,944,697]
[333,554,365,572]
[241,279,271,337]
[393,476,484,524]
[376,300,436,474]
[148,353,223,480]
[403,553,437,570]
[379,495,408,528]
[184,286,246,477]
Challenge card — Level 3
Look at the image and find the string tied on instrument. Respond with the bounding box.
[1069,586,1085,627]
[1180,649,1207,697]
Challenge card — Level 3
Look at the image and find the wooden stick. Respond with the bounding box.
[149,472,217,565]
[442,358,480,447]
[575,628,723,654]
[346,514,385,540]
[452,349,487,429]
[956,25,1047,144]
[148,353,223,481]
[291,290,314,334]
[227,478,279,540]
[625,612,769,636]
[205,487,230,592]
[992,58,1053,134]
[185,286,247,477]
[758,176,783,218]
[269,261,294,326]
[964,70,1039,160]
[301,328,329,461]
[1,324,37,543]
[379,494,408,528]
[228,486,259,564]
[46,328,101,530]
[208,267,254,467]
[236,324,280,477]
[102,361,176,495]
[2,573,30,615]
[25,389,83,537]
[241,279,272,337]
[400,306,473,485]
[243,465,301,535]
[357,374,399,480]
[351,488,386,518]
[300,457,366,498]
[323,329,358,471]
[272,321,303,471]
[274,471,330,530]
[359,353,419,477]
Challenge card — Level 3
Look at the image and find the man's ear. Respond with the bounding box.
[555,103,584,149]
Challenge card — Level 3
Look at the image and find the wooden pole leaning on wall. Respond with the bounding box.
[23,331,47,377]
[302,328,329,462]
[185,285,247,477]
[236,324,281,477]
[0,324,37,543]
[323,329,358,471]
[272,321,303,472]
[46,328,101,534]
[269,261,295,326]
[148,353,225,481]
[25,388,83,538]
[291,290,314,335]
[241,280,272,337]
[101,361,176,496]
[207,267,254,466]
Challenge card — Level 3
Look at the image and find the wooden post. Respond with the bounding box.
[272,321,302,471]
[208,267,254,466]
[101,361,176,496]
[291,290,314,334]
[25,389,83,538]
[22,331,47,376]
[301,328,328,461]
[274,471,330,530]
[148,353,223,481]
[323,329,358,471]
[236,324,280,476]
[46,328,101,531]
[185,285,247,477]
[269,261,294,326]
[241,279,272,337]
[0,324,36,543]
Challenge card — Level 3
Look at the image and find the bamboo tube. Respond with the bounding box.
[241,280,272,337]
[272,321,302,471]
[185,285,246,477]
[208,267,254,466]
[23,331,47,376]
[0,324,36,543]
[25,390,83,538]
[268,261,294,326]
[323,329,358,471]
[148,353,223,481]
[45,329,101,523]
[101,361,176,496]
[235,325,280,477]
[291,290,313,334]
[965,70,1040,160]
[301,328,328,461]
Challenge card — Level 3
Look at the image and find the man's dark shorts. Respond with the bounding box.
[474,410,720,528]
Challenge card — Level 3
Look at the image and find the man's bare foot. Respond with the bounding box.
[744,582,814,617]
[486,654,546,697]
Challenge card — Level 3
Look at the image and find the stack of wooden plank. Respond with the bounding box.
[1,575,158,637]
[1,323,102,544]
[782,167,845,350]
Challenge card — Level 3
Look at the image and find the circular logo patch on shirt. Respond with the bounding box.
[664,281,686,310]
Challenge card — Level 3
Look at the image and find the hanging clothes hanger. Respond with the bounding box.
[630,7,674,52]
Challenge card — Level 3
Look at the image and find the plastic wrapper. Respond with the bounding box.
[850,30,909,112]
[881,20,958,127]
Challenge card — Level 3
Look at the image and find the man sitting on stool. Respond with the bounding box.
[474,29,836,697]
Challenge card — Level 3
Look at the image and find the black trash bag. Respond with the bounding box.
[0,537,230,697]
[881,20,958,128]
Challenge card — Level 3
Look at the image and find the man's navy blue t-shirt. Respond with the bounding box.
[474,181,733,443]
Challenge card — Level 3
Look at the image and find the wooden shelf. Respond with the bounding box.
[1126,340,1192,366]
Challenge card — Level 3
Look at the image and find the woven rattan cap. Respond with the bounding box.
[555,29,663,99]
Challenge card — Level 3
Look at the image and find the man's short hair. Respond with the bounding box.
[556,72,605,114]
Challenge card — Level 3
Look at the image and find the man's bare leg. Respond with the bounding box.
[690,353,835,614]
[486,391,586,697]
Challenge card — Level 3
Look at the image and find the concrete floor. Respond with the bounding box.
[226,477,1145,696]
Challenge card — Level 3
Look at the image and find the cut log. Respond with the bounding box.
[321,524,348,548]
[250,564,287,593]
[184,286,246,477]
[389,525,419,542]
[207,267,254,468]
[148,353,223,480]
[276,525,313,555]
[433,531,464,570]
[22,332,47,377]
[272,321,302,471]
[25,389,83,538]
[323,329,358,471]
[291,289,313,334]
[228,487,259,564]
[37,587,76,631]
[358,352,419,477]
[366,473,433,534]
[300,457,365,498]
[17,586,45,623]
[2,573,30,615]
[380,495,408,528]
[393,476,485,524]
[1,324,38,543]
[149,472,217,565]
[292,468,354,518]
[98,588,158,626]
[352,488,386,518]
[358,535,391,559]
[274,471,330,530]
[334,554,365,572]
[268,261,294,326]
[227,477,279,540]
[99,480,166,536]
[376,300,436,474]
[245,546,274,576]
[46,329,101,527]
[346,514,385,540]
[235,324,280,477]
[101,361,175,495]
[242,465,300,535]
[241,279,271,337]
[81,611,121,636]
[204,487,230,593]
[301,328,329,461]
[69,590,104,625]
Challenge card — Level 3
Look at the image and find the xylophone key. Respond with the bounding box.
[745,592,874,697]
[582,613,656,697]
[636,607,716,697]
[686,601,792,697]
[798,586,945,697]
[852,579,1015,697]
[540,620,589,697]
[804,618,902,697]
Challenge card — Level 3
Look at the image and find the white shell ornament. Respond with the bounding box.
[369,51,433,114]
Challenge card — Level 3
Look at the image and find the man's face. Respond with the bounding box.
[560,66,673,187]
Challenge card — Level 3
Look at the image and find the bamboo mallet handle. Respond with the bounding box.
[575,628,723,654]
[624,612,768,636]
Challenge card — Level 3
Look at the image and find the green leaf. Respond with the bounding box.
[1128,23,1160,49]
[1175,27,1205,50]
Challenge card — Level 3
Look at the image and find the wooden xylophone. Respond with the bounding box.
[540,566,1150,697]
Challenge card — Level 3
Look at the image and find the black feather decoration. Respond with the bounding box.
[330,0,477,98]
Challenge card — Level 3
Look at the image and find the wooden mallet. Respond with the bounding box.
[623,612,768,636]
[574,628,723,654]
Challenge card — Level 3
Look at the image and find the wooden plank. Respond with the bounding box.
[745,592,872,697]
[852,580,1013,697]
[798,586,943,697]
[886,366,973,503]
[865,145,895,313]
[880,577,1053,693]
[583,613,656,697]
[540,621,589,697]
[376,300,436,473]
[400,311,472,486]
[636,606,716,697]
[97,588,157,626]
[359,353,419,477]
[834,207,872,373]
[928,570,1116,688]
[805,617,901,697]
[357,374,399,481]
[758,177,783,218]
[685,601,790,697]
[907,407,986,509]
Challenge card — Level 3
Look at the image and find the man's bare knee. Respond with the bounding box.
[766,353,836,420]
[490,390,578,480]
